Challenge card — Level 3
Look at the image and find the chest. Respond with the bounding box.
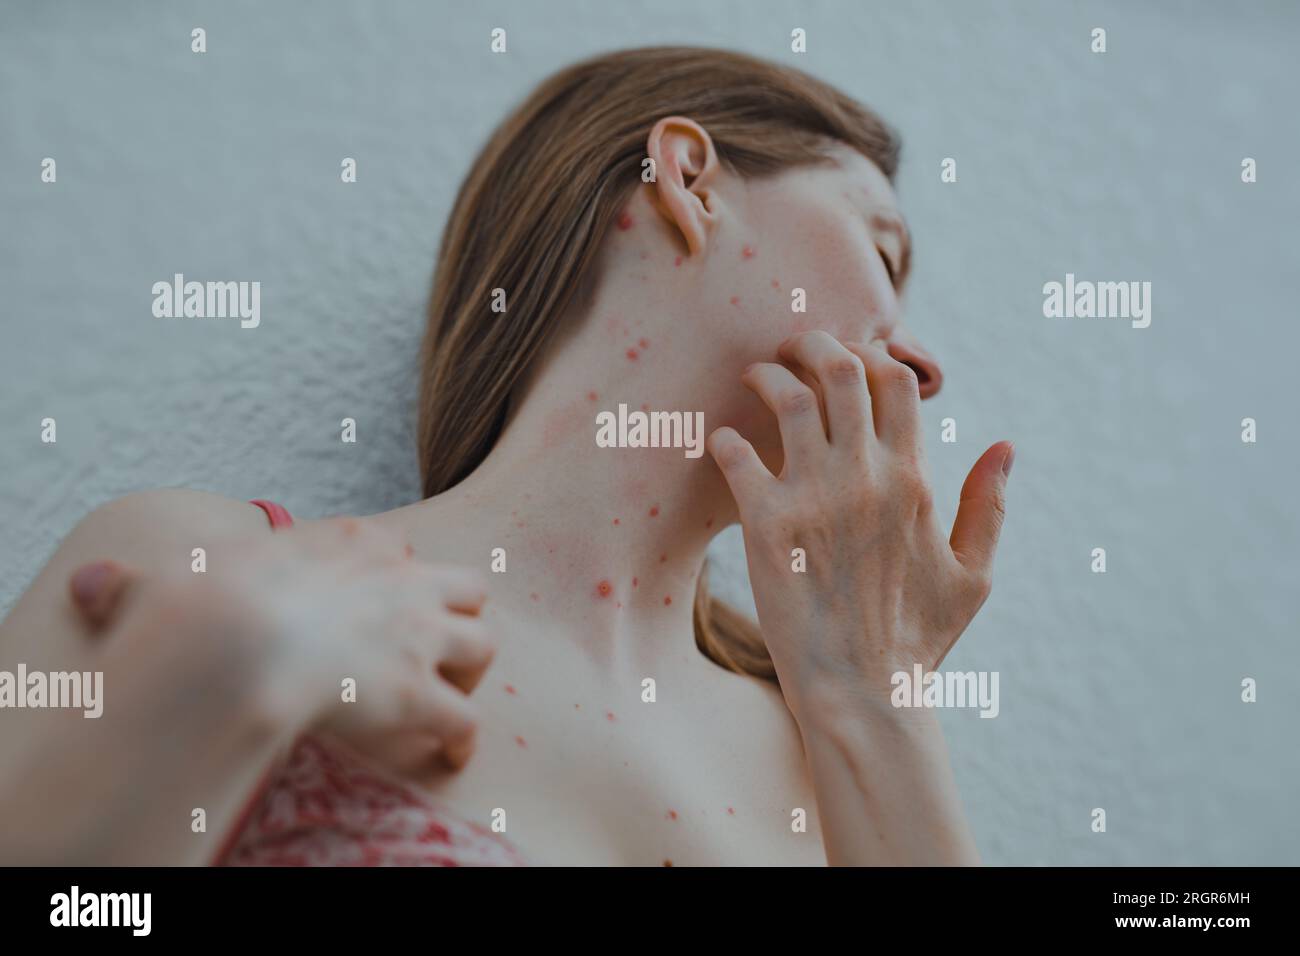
[425,642,827,865]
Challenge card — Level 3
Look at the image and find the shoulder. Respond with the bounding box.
[2,489,275,629]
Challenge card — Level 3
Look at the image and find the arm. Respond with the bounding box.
[0,490,308,865]
[707,333,1012,866]
[0,491,496,865]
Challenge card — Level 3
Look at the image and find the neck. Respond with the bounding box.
[408,280,738,668]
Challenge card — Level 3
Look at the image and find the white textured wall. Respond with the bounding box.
[2,1,1296,865]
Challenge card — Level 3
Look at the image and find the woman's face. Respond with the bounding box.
[700,144,942,469]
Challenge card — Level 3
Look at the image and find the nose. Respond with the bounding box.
[882,324,943,399]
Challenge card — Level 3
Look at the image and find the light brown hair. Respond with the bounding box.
[417,46,900,681]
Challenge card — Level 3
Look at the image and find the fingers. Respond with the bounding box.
[844,339,923,453]
[777,331,871,450]
[949,441,1014,577]
[740,361,827,470]
[706,426,772,513]
[430,566,489,616]
[422,691,479,771]
[68,560,134,633]
[436,616,496,694]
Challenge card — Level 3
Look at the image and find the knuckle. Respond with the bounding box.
[885,361,919,393]
[823,355,866,385]
[777,386,817,416]
[717,439,752,471]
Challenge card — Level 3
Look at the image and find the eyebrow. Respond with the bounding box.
[871,213,912,290]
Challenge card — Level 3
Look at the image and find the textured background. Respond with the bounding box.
[2,1,1297,865]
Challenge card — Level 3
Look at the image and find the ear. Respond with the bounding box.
[647,116,720,256]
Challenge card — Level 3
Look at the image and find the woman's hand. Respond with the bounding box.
[707,331,1011,725]
[69,518,495,774]
[707,331,1011,865]
[262,519,496,773]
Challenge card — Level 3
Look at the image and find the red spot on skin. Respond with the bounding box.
[648,505,659,518]
[505,684,517,695]
[729,296,740,307]
[606,711,616,722]
[638,337,650,349]
[659,553,667,563]
[771,278,780,288]
[742,245,755,260]
[514,520,526,528]
[587,391,598,402]
[616,211,634,231]
[640,403,650,412]
[727,807,735,816]
[530,592,539,601]
[704,518,713,528]
[667,809,678,821]
[574,703,580,710]
[612,518,620,526]
[404,543,415,558]
[616,601,623,609]
[515,736,527,748]
[596,580,613,598]
[663,859,673,867]
[674,255,682,267]
[664,595,672,606]
[626,348,639,361]
[632,576,638,588]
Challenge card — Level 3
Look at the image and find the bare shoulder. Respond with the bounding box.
[1,488,274,643]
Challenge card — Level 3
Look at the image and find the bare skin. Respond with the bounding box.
[0,122,1008,865]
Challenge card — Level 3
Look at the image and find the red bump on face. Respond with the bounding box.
[742,245,755,260]
[663,859,673,867]
[613,518,620,526]
[505,684,517,695]
[648,505,659,518]
[596,580,613,598]
[729,296,740,307]
[404,543,415,558]
[659,553,667,563]
[638,337,649,349]
[587,391,598,402]
[605,711,616,722]
[515,736,527,748]
[704,517,713,528]
[626,348,639,361]
[667,809,678,821]
[771,278,780,289]
[663,595,672,606]
[674,255,683,267]
[727,807,735,816]
[632,576,638,588]
[530,592,540,601]
[616,211,634,231]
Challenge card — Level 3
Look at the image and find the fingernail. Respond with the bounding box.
[1001,443,1016,477]
[71,562,114,604]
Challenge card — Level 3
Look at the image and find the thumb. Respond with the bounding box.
[68,560,135,634]
[949,442,1014,575]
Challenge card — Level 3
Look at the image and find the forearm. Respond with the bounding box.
[0,588,316,865]
[798,701,979,866]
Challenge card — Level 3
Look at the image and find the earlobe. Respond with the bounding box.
[646,117,720,256]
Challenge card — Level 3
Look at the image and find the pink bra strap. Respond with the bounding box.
[249,499,294,530]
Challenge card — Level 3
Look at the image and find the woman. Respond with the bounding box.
[0,47,1011,865]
